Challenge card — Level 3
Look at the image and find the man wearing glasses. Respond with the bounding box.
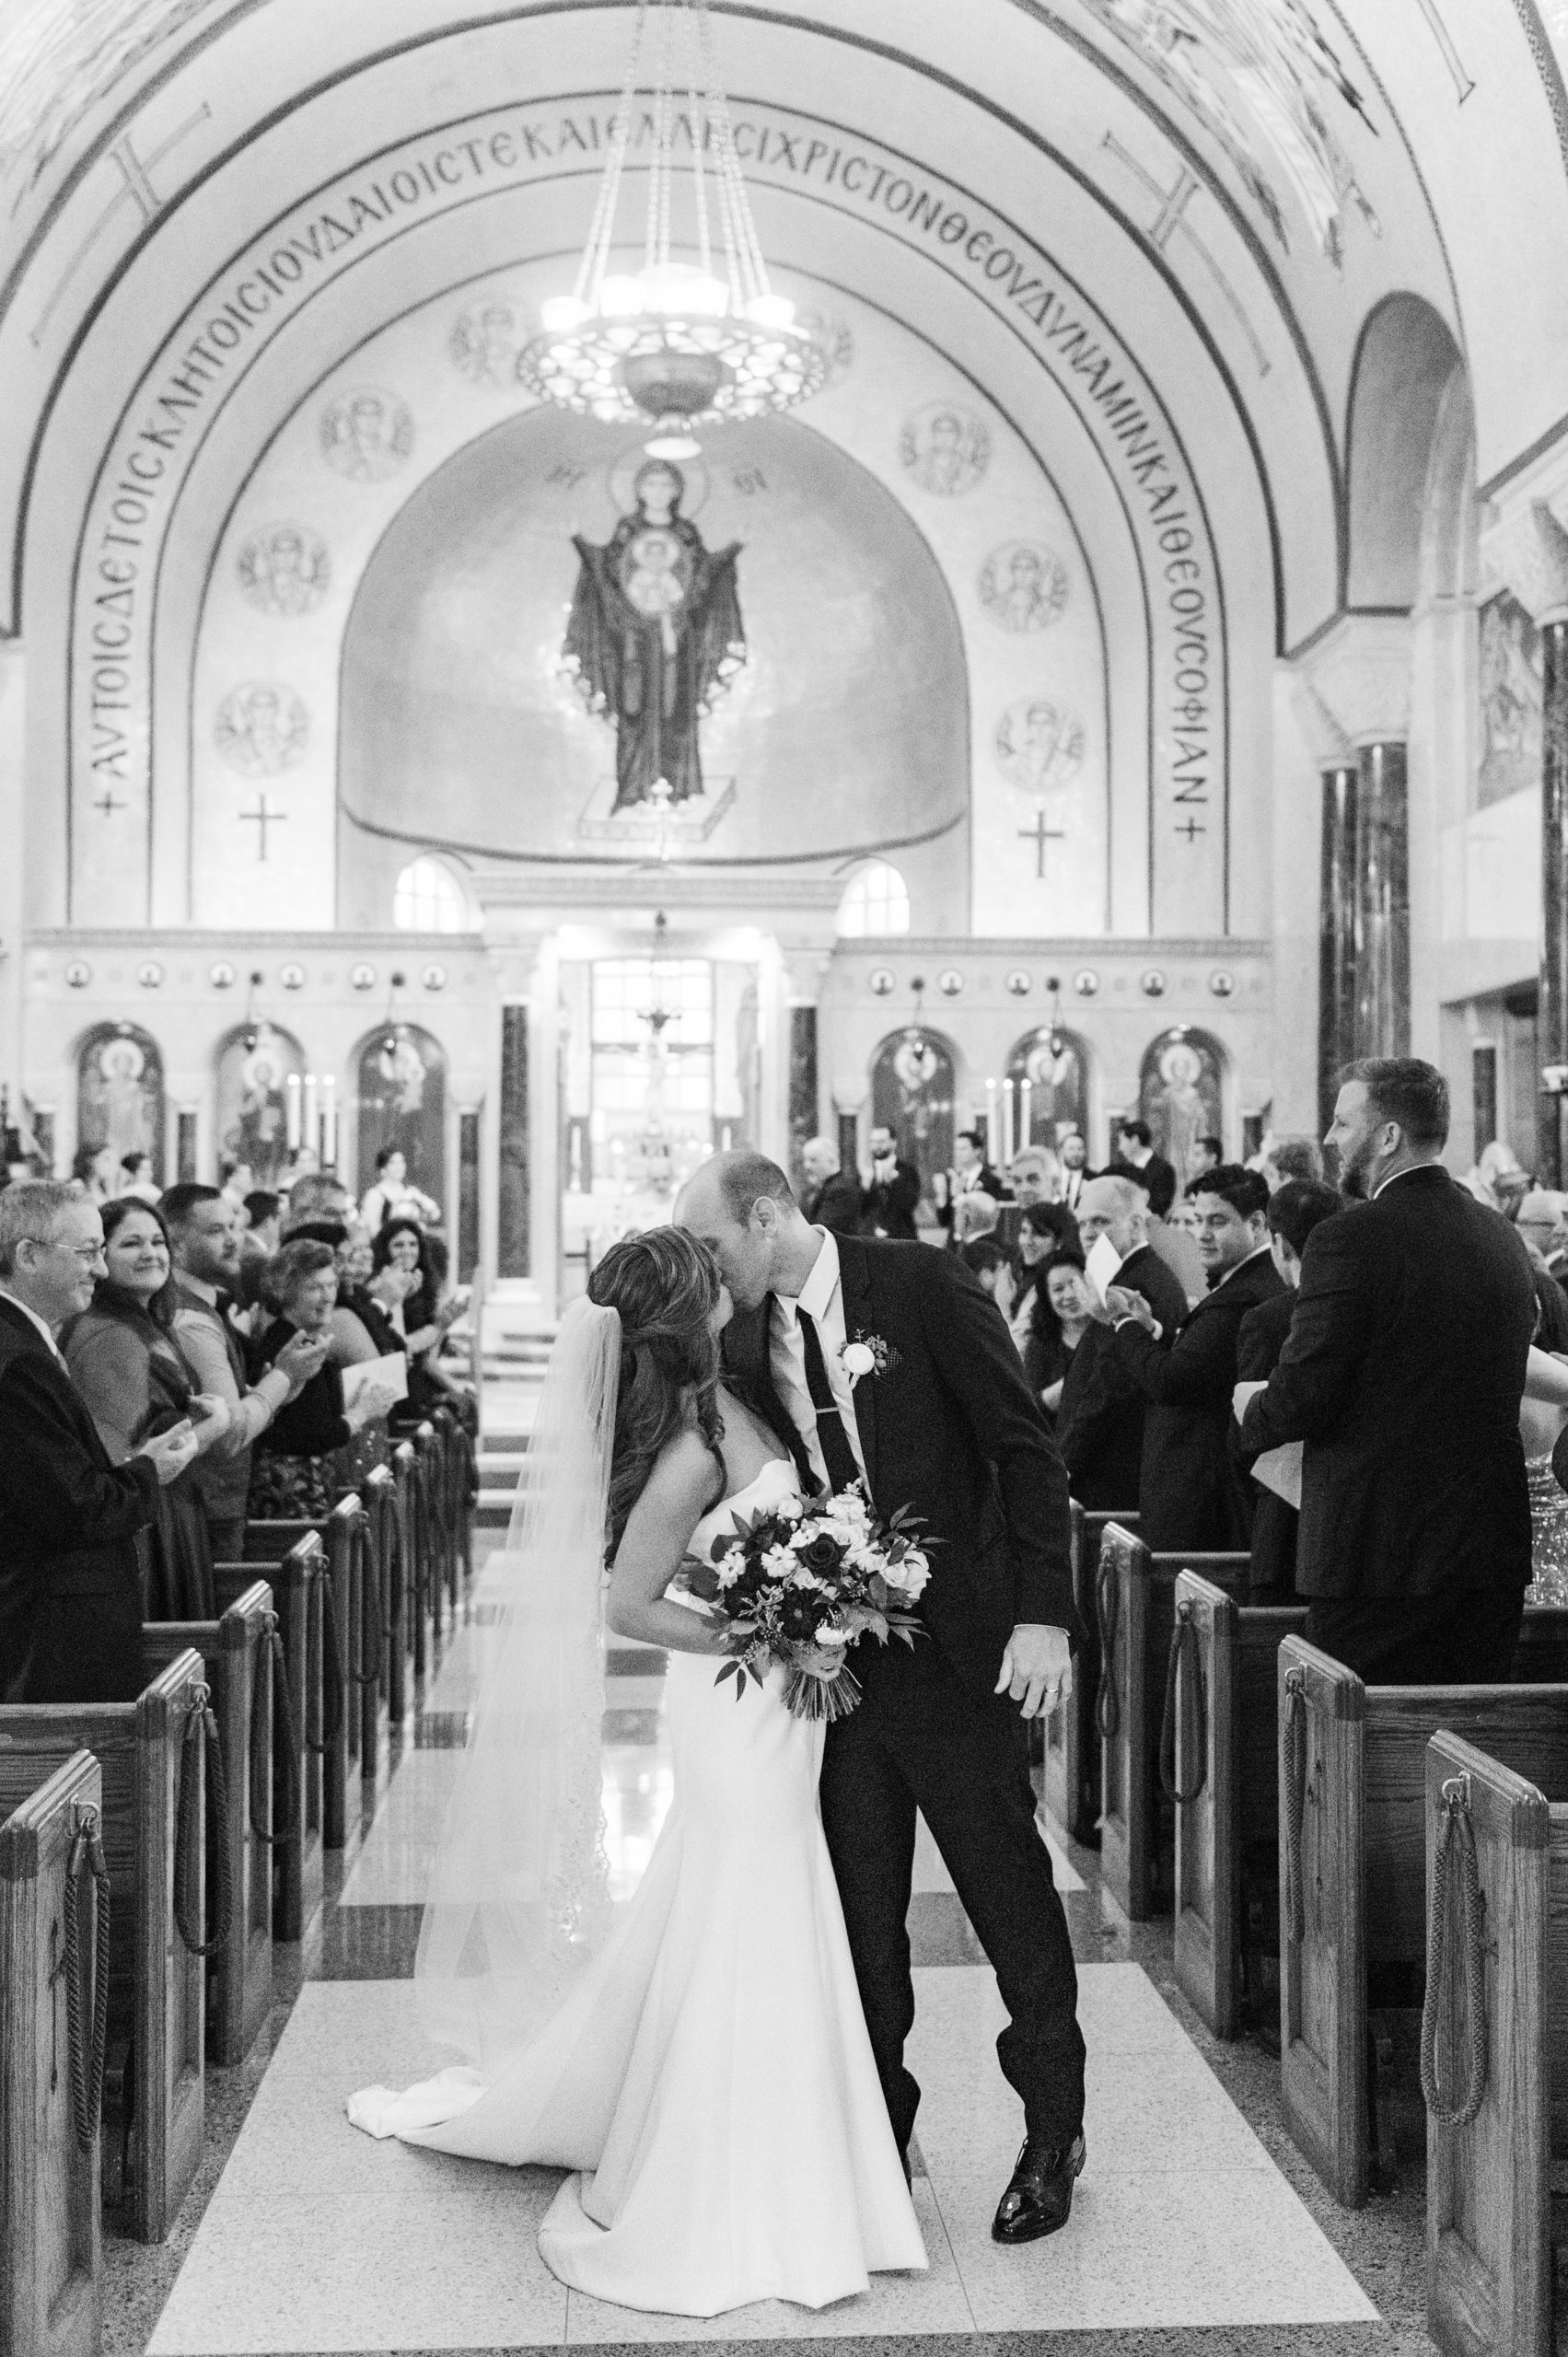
[0,1182,199,1702]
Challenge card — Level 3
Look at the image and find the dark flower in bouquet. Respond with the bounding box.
[679,1482,936,1722]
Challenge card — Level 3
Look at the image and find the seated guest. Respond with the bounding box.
[1517,1188,1568,1283]
[1239,1060,1536,1683]
[1007,1148,1058,1208]
[165,1182,324,1562]
[236,1188,281,1308]
[62,1198,231,1620]
[935,1128,1005,1237]
[359,1145,440,1236]
[960,1235,1020,1326]
[325,1224,391,1367]
[1056,1130,1092,1211]
[1106,1118,1177,1218]
[1101,1164,1283,1551]
[1010,1202,1081,1351]
[1233,1179,1342,1599]
[798,1137,863,1236]
[1024,1251,1093,1419]
[862,1124,921,1240]
[249,1241,397,1520]
[1055,1177,1187,1511]
[118,1150,161,1203]
[0,1184,199,1701]
[279,1170,353,1239]
[369,1216,473,1420]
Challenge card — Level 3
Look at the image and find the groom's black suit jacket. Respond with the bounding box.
[723,1235,1081,1699]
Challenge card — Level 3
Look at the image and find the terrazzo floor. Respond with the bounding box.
[109,1529,1441,2357]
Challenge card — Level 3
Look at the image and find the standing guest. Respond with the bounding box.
[1101,1165,1283,1551]
[325,1224,392,1368]
[1055,1177,1188,1511]
[798,1138,864,1237]
[236,1187,282,1309]
[280,1171,353,1238]
[862,1124,922,1241]
[369,1216,473,1419]
[935,1128,1005,1237]
[1056,1132,1092,1211]
[0,1183,199,1701]
[1011,1202,1081,1353]
[62,1198,231,1620]
[1261,1135,1326,1191]
[165,1183,326,1561]
[118,1151,162,1203]
[70,1143,119,1204]
[1232,1179,1343,1600]
[359,1145,441,1235]
[1008,1148,1059,1209]
[1463,1138,1527,1212]
[249,1241,397,1519]
[1026,1253,1094,1418]
[952,1192,1001,1246]
[1188,1136,1223,1189]
[219,1158,254,1219]
[1106,1119,1177,1219]
[1238,1059,1536,1682]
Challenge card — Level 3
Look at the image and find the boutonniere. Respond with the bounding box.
[840,1329,900,1387]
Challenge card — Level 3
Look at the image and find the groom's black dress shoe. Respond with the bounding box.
[991,2131,1086,2243]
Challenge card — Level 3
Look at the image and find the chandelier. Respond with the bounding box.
[517,0,826,459]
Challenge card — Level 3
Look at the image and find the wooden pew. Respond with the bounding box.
[244,1513,356,1840]
[434,1401,477,1591]
[362,1463,406,1730]
[1042,1504,1140,1845]
[1168,1573,1310,2038]
[0,1653,206,2242]
[1418,1732,1560,2357]
[1095,1524,1249,1919]
[1275,1637,1568,2211]
[143,1581,273,2066]
[215,1544,319,1943]
[0,1751,104,2357]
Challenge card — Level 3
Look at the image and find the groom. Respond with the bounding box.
[677,1152,1087,2240]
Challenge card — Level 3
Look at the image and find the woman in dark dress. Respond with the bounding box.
[369,1215,474,1429]
[64,1196,226,1618]
[249,1240,399,1519]
[1023,1250,1094,1422]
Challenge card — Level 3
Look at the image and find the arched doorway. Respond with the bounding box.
[76,1022,165,1178]
[215,1022,305,1187]
[869,1026,956,1212]
[1005,1026,1090,1153]
[355,1023,447,1213]
[1137,1027,1227,1198]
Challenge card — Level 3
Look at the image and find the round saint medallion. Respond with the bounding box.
[868,968,896,997]
[209,961,237,990]
[994,697,1086,794]
[65,959,92,990]
[350,963,377,992]
[1209,969,1237,998]
[136,961,163,990]
[1073,970,1100,998]
[1141,969,1167,998]
[237,524,331,617]
[449,299,519,388]
[937,969,964,997]
[422,963,448,992]
[1005,970,1032,997]
[899,401,990,495]
[215,681,308,776]
[319,388,414,482]
[978,544,1070,634]
[279,963,307,992]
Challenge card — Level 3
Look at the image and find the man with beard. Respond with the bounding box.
[1237,1059,1535,1682]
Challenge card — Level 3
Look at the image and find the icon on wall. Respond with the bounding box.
[794,305,855,386]
[136,961,163,990]
[65,959,91,989]
[238,524,331,617]
[900,401,990,495]
[1073,970,1100,997]
[422,963,448,992]
[1005,970,1032,997]
[215,681,308,776]
[978,543,1070,633]
[351,963,377,992]
[319,387,415,482]
[1209,969,1237,998]
[868,968,897,997]
[209,961,237,990]
[279,963,307,991]
[994,697,1086,795]
[1141,969,1167,997]
[937,970,964,997]
[449,300,520,388]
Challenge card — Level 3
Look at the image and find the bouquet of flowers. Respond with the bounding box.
[679,1482,935,1722]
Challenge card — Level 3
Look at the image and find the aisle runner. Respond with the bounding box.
[146,1965,1374,2351]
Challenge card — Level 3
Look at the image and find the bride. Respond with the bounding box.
[348,1226,926,2316]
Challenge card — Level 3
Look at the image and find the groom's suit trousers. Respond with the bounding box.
[820,1635,1085,2154]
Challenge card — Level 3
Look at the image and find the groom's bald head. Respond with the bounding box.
[676,1152,818,1309]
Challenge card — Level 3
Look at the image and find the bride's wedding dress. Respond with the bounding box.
[349,1457,925,2316]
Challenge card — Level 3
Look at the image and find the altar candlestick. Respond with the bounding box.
[303,1074,318,1155]
[1019,1077,1033,1151]
[285,1073,302,1150]
[320,1075,337,1167]
[984,1077,998,1166]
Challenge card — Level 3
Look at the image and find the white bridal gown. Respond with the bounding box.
[349,1457,926,2316]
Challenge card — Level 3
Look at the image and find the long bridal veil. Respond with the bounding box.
[412,1296,621,2074]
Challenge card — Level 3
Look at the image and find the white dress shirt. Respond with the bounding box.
[769,1228,868,1491]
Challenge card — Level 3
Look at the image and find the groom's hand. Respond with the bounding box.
[995,1623,1073,1718]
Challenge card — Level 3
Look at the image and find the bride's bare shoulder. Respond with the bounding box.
[644,1423,721,1500]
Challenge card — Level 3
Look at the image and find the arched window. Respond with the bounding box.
[836,861,910,938]
[393,856,470,934]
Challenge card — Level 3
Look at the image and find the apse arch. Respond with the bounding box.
[1345,295,1467,612]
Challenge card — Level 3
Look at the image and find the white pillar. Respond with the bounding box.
[0,640,25,1132]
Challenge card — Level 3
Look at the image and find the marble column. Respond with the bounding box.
[497,1004,529,1278]
[0,641,24,1132]
[788,1004,818,1192]
[1539,619,1568,1181]
[1353,739,1410,1062]
[1318,762,1358,1132]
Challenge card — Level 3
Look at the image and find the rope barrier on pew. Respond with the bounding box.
[1420,1777,1489,2129]
[174,1680,234,1957]
[64,1805,110,2153]
[1159,1602,1207,1805]
[250,1614,298,1847]
[357,1511,383,1675]
[1094,1558,1120,1742]
[315,1572,345,1748]
[1283,1668,1307,1945]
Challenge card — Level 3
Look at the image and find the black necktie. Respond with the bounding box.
[796,1310,860,1495]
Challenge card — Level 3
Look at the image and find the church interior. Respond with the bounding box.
[5,0,1568,2351]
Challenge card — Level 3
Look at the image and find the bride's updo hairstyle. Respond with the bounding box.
[588,1226,725,1551]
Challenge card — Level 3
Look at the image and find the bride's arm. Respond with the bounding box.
[605,1431,733,1655]
[1525,1345,1568,1405]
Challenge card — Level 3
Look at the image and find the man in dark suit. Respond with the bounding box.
[1056,1131,1093,1212]
[1102,1165,1284,1550]
[1055,1175,1188,1512]
[797,1137,864,1237]
[936,1127,1005,1239]
[1231,1179,1342,1599]
[1237,1059,1536,1683]
[0,1182,199,1702]
[863,1124,922,1241]
[1106,1119,1177,1219]
[678,1152,1087,2242]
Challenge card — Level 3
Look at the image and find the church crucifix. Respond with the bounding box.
[240,794,287,861]
[1018,808,1065,880]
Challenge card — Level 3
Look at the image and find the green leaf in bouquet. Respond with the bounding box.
[686,1565,722,1601]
